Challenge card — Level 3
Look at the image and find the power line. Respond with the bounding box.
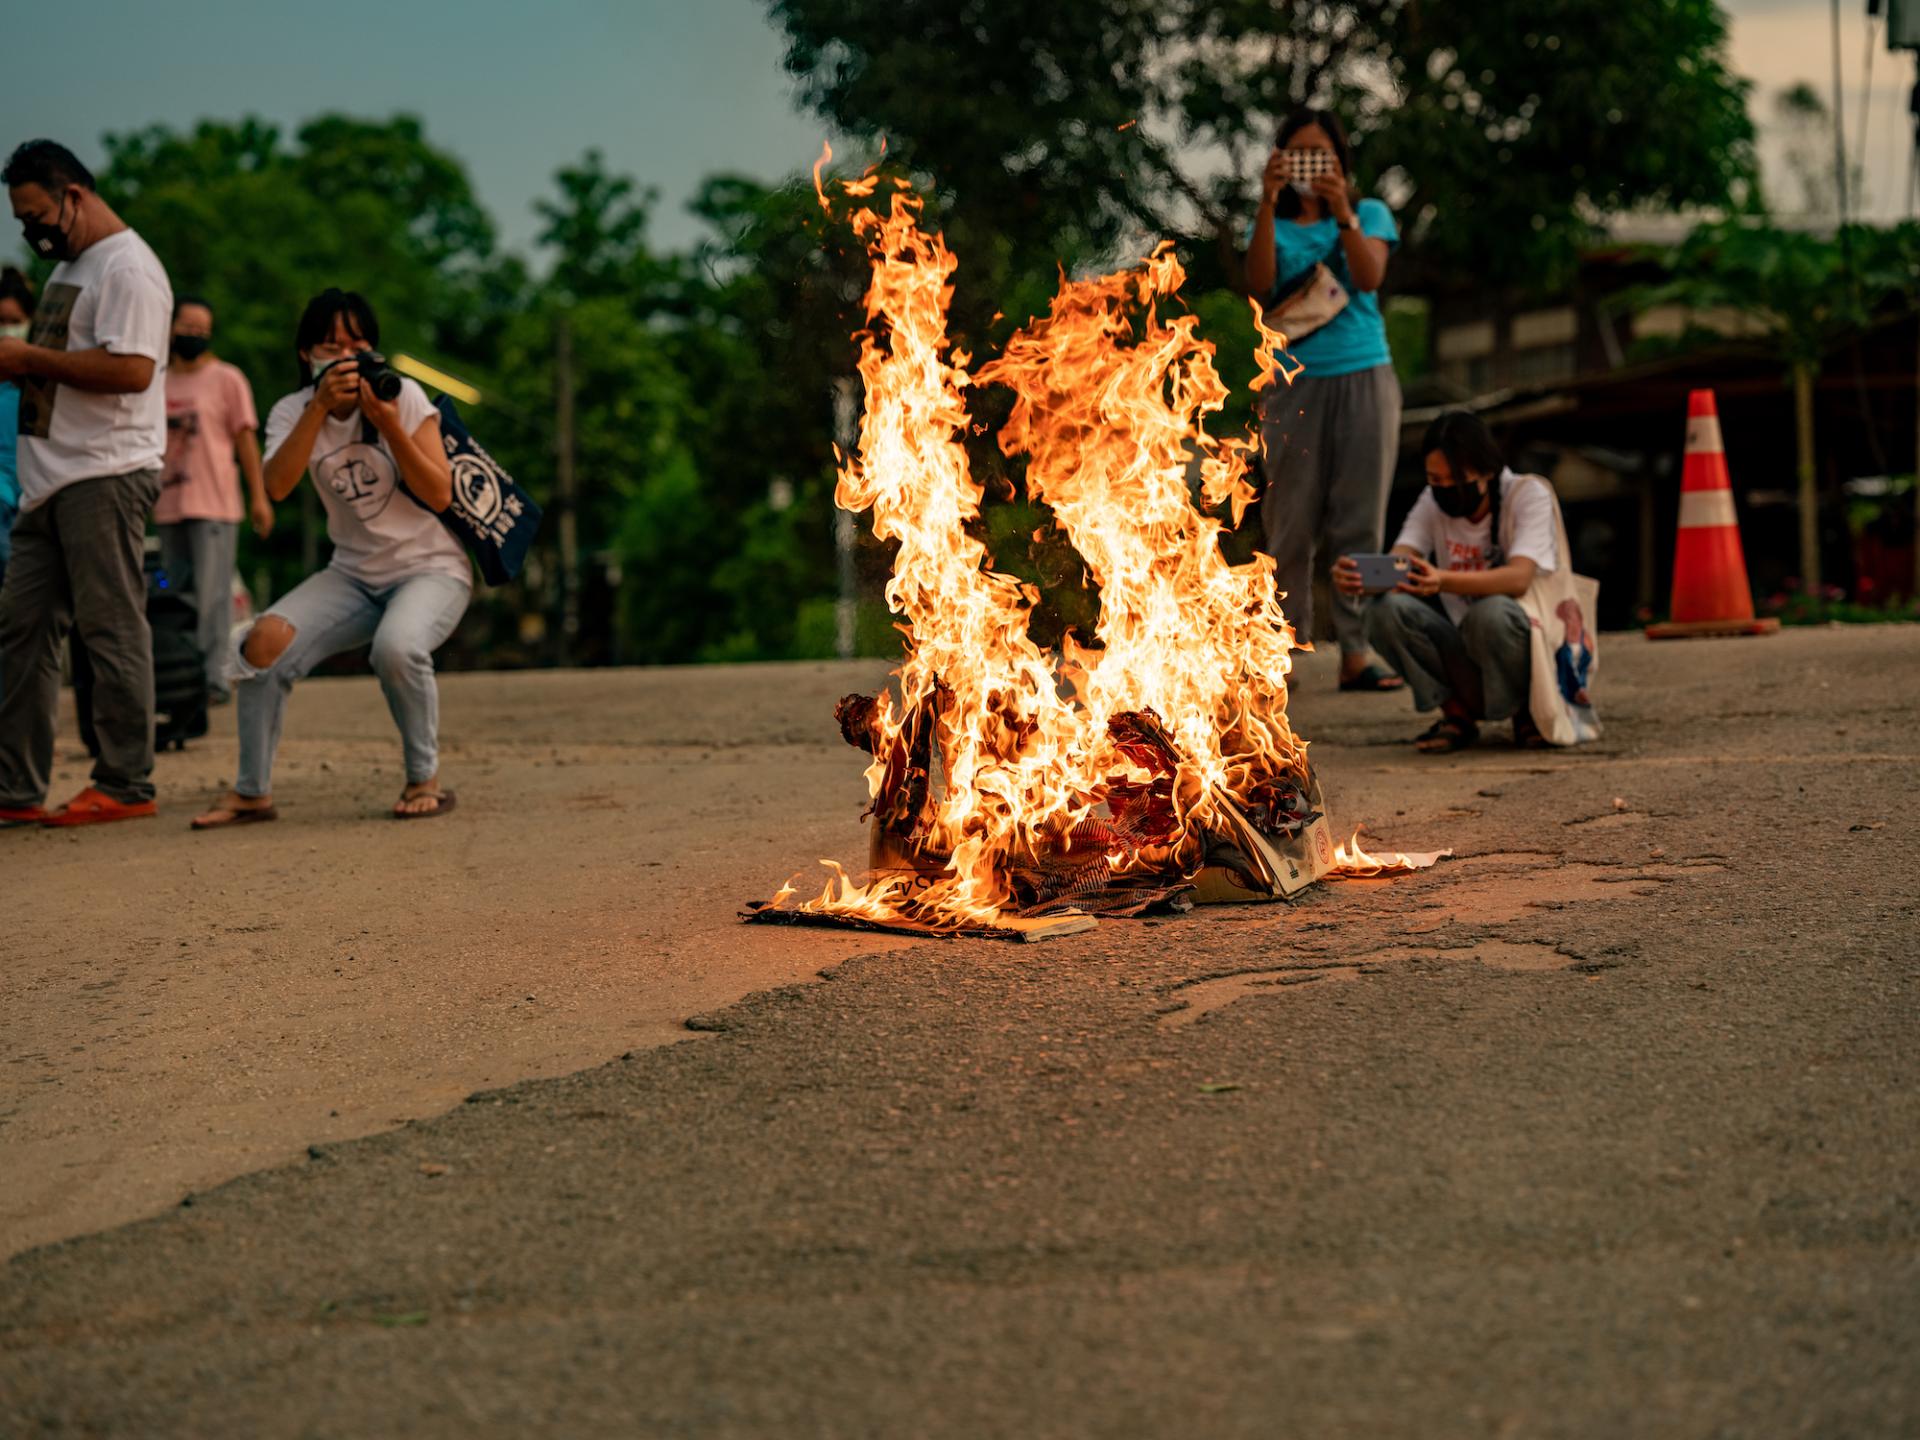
[1857,14,1876,195]
[1831,0,1852,228]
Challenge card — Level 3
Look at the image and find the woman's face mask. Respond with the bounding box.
[1430,480,1485,518]
[0,322,29,341]
[1426,453,1489,518]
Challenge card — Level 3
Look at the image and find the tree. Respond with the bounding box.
[768,0,1758,296]
[1628,219,1920,586]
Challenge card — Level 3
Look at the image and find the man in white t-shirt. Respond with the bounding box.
[1334,411,1556,754]
[0,140,173,826]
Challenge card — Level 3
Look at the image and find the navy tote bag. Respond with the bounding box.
[396,397,542,586]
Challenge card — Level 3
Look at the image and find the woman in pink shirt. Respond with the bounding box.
[155,295,271,702]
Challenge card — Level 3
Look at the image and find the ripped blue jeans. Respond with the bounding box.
[231,567,470,798]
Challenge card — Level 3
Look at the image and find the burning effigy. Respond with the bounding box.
[745,154,1441,942]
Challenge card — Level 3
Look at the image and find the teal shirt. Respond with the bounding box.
[1258,197,1399,377]
[0,382,18,511]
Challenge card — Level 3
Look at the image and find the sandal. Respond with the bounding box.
[1413,717,1479,754]
[1511,712,1551,750]
[1339,663,1405,693]
[394,788,457,820]
[0,804,50,828]
[41,787,158,827]
[191,802,279,830]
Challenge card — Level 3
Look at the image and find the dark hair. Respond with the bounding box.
[1272,107,1358,221]
[0,265,34,312]
[173,293,213,322]
[1421,409,1507,555]
[2,139,96,194]
[293,288,379,385]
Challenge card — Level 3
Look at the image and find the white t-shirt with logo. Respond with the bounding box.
[1393,467,1559,626]
[263,376,472,590]
[16,228,173,509]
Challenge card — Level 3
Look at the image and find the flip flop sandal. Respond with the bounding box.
[41,788,158,827]
[191,804,279,830]
[1511,715,1552,750]
[1338,663,1406,693]
[1413,718,1479,754]
[0,805,50,828]
[394,789,457,820]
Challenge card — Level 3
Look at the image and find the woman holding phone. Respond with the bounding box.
[1334,411,1560,753]
[1246,106,1403,693]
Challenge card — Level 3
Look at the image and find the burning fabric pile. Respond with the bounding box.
[747,160,1440,941]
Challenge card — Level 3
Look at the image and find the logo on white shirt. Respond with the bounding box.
[316,440,396,520]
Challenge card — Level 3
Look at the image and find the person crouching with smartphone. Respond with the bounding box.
[191,289,469,828]
[1333,411,1556,754]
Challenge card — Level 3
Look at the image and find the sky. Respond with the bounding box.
[4,0,1915,268]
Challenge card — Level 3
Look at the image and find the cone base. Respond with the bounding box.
[1644,617,1781,640]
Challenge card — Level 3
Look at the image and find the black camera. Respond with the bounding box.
[315,351,402,403]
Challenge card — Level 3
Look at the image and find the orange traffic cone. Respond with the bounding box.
[1645,389,1780,639]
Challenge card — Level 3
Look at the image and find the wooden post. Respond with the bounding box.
[1793,360,1820,590]
[555,313,579,665]
[832,377,859,659]
[1638,466,1658,617]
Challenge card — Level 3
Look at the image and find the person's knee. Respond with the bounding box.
[1463,595,1529,646]
[368,635,430,683]
[1364,590,1418,646]
[241,615,296,671]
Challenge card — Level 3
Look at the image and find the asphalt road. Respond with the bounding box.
[2,626,1915,1438]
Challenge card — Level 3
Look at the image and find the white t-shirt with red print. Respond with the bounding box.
[1393,467,1558,626]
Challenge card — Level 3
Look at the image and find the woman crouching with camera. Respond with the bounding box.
[192,289,468,828]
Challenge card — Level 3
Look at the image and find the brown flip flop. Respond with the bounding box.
[191,804,279,830]
[393,789,457,820]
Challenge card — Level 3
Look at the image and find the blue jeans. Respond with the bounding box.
[231,567,470,798]
[1364,591,1532,722]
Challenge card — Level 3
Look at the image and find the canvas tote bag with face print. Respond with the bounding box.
[1510,475,1602,746]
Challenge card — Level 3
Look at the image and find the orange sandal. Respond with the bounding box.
[41,787,158,827]
[0,804,49,828]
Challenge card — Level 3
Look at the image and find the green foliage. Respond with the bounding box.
[1626,219,1920,368]
[1760,591,1920,625]
[767,0,1758,293]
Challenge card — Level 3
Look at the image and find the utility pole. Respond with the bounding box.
[1879,0,1920,591]
[832,377,859,660]
[555,313,579,666]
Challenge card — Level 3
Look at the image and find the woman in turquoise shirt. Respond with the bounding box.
[1246,108,1404,692]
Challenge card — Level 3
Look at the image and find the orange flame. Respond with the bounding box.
[1327,828,1451,878]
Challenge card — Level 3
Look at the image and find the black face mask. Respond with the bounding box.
[1430,480,1485,519]
[22,195,74,264]
[171,335,211,362]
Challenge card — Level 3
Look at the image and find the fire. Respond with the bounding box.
[757,165,1435,933]
[1327,829,1450,879]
